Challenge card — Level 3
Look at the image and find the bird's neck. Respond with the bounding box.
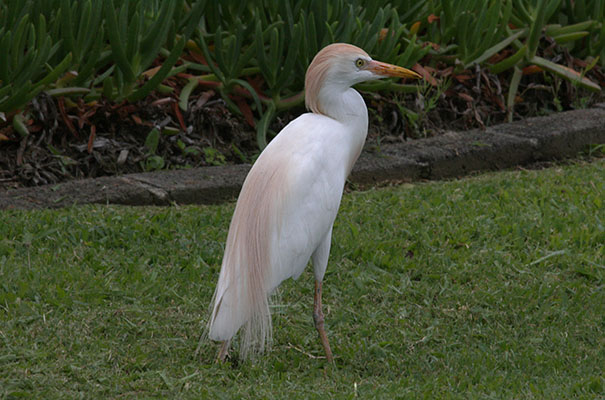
[317,86,368,134]
[316,86,368,174]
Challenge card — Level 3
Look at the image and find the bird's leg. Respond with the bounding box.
[313,280,334,362]
[216,339,230,362]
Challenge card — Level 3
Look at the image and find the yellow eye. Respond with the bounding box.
[355,58,365,68]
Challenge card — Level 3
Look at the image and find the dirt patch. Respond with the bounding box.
[1,65,604,192]
[2,105,603,210]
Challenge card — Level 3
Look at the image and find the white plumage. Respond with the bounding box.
[208,43,420,361]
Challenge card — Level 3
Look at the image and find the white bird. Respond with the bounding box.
[208,43,421,362]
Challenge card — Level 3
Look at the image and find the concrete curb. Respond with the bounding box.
[1,105,604,210]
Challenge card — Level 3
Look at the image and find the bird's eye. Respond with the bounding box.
[355,58,365,68]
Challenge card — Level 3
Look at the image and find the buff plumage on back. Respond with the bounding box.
[304,43,369,115]
[208,157,288,358]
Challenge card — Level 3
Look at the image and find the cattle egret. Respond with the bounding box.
[208,43,421,362]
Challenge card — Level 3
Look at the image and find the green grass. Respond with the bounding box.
[1,159,603,399]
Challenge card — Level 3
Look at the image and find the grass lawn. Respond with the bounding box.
[1,159,603,399]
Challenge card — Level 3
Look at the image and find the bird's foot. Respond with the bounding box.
[216,339,230,363]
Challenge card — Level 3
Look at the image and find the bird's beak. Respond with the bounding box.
[367,60,422,80]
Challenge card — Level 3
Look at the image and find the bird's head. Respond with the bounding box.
[305,43,421,114]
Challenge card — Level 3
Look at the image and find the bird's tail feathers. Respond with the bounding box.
[207,211,274,359]
[207,165,288,359]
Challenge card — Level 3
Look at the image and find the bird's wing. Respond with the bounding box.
[262,113,351,288]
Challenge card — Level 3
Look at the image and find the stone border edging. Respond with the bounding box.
[1,105,604,210]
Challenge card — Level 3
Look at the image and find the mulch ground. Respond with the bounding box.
[1,59,604,191]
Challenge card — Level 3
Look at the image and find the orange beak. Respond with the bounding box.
[367,60,422,80]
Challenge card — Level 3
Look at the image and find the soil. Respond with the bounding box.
[1,63,604,191]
